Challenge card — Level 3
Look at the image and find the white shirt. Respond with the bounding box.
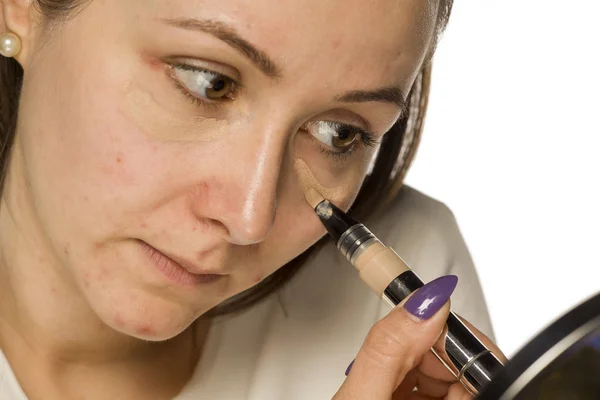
[0,186,494,399]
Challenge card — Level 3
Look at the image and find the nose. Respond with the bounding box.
[227,141,280,245]
[192,129,284,246]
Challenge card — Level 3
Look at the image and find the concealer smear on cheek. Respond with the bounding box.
[120,84,228,142]
[294,158,358,206]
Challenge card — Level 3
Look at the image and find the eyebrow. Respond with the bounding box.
[160,17,408,113]
[336,87,408,116]
[160,17,282,78]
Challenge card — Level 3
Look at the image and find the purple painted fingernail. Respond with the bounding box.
[345,359,354,376]
[403,275,458,320]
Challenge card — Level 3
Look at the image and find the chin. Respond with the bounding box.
[89,285,205,341]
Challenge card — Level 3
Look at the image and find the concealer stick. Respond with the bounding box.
[304,188,503,395]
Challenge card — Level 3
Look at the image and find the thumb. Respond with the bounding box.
[334,275,458,400]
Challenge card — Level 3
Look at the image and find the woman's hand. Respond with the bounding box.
[334,275,505,400]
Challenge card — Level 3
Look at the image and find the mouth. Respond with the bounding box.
[138,240,226,286]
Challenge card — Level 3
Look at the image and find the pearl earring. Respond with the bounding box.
[0,32,22,58]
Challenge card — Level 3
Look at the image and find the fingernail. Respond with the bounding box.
[403,275,458,320]
[345,359,354,376]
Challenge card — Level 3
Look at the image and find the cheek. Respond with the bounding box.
[120,82,230,143]
[19,50,139,194]
[20,89,144,225]
[294,158,358,209]
[292,134,374,210]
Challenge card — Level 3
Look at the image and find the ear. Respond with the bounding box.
[1,0,39,66]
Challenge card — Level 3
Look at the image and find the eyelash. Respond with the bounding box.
[316,127,378,161]
[168,63,241,110]
[167,63,378,160]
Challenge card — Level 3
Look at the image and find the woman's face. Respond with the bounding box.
[11,0,436,340]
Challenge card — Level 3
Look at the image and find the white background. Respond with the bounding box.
[406,0,600,357]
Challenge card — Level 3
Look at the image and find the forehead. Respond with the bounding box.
[134,0,437,87]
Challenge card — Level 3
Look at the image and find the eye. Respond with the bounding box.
[170,64,237,102]
[304,121,370,152]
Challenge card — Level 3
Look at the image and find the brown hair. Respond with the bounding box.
[0,1,453,317]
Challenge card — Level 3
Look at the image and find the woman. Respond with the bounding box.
[0,0,502,398]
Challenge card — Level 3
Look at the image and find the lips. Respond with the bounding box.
[139,240,226,286]
[160,247,226,275]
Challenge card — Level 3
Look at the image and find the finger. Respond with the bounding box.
[415,369,452,397]
[341,304,450,398]
[404,393,441,400]
[393,368,451,398]
[393,369,419,398]
[418,350,456,382]
[335,275,457,400]
[417,315,506,383]
[444,382,473,400]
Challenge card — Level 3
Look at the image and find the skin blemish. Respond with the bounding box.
[141,53,164,71]
[115,313,125,328]
[332,37,342,50]
[137,325,154,336]
[190,179,227,202]
[188,179,226,212]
